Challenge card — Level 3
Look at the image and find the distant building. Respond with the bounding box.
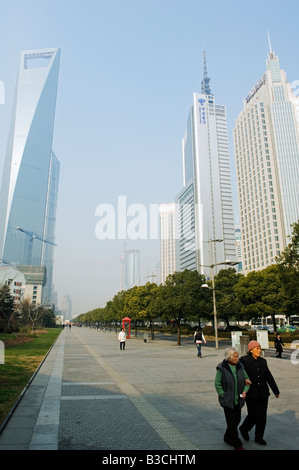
[120,245,141,291]
[62,295,72,321]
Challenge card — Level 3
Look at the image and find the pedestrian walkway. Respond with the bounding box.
[0,326,298,451]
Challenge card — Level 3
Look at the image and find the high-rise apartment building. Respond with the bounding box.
[0,48,61,304]
[233,45,299,273]
[177,53,237,275]
[159,203,176,284]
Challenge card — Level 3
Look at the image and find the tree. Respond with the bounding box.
[214,268,243,329]
[19,299,50,330]
[121,284,159,336]
[140,283,159,340]
[161,270,207,345]
[0,284,16,332]
[234,265,287,331]
[41,306,57,327]
[276,220,299,315]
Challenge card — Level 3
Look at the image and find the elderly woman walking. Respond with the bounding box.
[215,347,251,450]
[239,340,280,446]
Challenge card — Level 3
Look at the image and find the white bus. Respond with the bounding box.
[250,315,286,331]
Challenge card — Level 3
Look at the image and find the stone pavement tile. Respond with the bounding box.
[58,398,169,450]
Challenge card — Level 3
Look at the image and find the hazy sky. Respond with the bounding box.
[1,0,299,316]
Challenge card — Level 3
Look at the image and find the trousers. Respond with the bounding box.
[223,406,243,448]
[240,396,268,440]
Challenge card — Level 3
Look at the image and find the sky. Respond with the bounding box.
[0,0,299,316]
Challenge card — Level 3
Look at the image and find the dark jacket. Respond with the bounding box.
[240,353,279,400]
[275,336,284,351]
[216,360,246,410]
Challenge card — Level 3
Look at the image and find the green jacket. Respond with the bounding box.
[215,360,250,410]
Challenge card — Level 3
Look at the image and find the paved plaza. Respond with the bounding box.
[0,326,298,453]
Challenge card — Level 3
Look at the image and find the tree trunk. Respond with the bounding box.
[177,322,181,346]
[271,314,277,332]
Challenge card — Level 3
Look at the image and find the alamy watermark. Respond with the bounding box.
[95,196,199,249]
[291,340,299,365]
[95,196,160,241]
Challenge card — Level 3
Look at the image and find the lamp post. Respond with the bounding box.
[200,239,238,349]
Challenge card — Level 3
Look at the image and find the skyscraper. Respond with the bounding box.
[159,203,176,284]
[177,52,237,275]
[233,43,299,273]
[0,48,61,304]
[120,244,141,291]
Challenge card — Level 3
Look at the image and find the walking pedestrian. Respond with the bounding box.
[118,328,126,350]
[194,329,206,357]
[274,333,284,358]
[239,340,280,446]
[215,347,251,450]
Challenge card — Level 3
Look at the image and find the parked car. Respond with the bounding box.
[257,325,274,333]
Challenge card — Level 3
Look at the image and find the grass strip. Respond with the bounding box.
[0,328,61,426]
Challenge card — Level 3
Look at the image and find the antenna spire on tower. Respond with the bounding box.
[267,30,276,60]
[201,51,212,95]
[267,30,272,52]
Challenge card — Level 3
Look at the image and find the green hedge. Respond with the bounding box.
[202,326,299,344]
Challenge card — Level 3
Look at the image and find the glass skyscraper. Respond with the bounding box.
[0,48,61,304]
[159,203,176,284]
[177,52,237,274]
[234,45,299,273]
[120,245,141,291]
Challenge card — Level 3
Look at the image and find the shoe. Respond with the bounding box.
[239,426,249,441]
[255,438,267,446]
[235,446,245,450]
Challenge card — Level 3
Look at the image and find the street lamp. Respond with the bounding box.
[200,237,238,349]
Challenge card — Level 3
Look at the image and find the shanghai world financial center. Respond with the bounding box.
[0,48,61,304]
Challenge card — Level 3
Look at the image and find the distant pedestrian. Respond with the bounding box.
[275,333,284,358]
[239,340,280,446]
[215,347,251,450]
[118,328,126,350]
[194,329,206,357]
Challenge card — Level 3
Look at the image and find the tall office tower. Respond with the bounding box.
[159,203,176,284]
[233,44,299,273]
[177,52,237,275]
[0,48,61,304]
[62,294,72,321]
[176,182,197,271]
[120,244,141,291]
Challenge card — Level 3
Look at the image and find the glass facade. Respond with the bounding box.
[0,48,61,304]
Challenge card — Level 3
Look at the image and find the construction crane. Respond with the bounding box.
[16,226,57,265]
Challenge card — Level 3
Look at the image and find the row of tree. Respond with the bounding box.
[76,222,299,344]
[0,288,57,333]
